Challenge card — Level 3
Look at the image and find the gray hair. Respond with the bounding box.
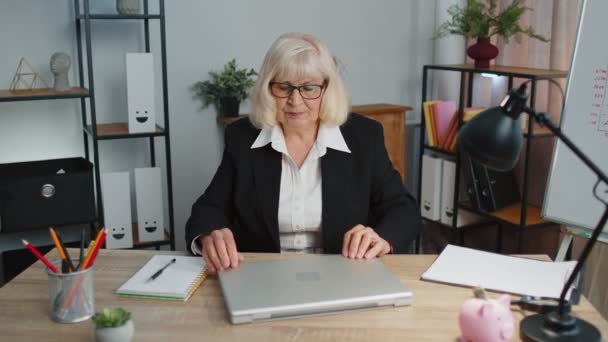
[249,32,350,128]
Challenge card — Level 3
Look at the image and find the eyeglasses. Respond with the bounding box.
[269,81,327,100]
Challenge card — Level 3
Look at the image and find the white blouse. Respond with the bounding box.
[251,124,351,253]
[191,123,350,255]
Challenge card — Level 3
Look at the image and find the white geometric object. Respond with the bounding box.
[101,172,134,249]
[420,155,442,221]
[126,53,156,133]
[134,167,165,242]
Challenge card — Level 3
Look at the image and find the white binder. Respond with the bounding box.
[134,167,165,242]
[440,160,484,227]
[101,172,134,249]
[420,155,442,221]
[126,53,156,133]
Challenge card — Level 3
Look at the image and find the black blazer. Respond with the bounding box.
[185,113,420,254]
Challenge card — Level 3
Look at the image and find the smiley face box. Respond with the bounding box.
[126,53,156,134]
[134,167,165,242]
[101,171,133,249]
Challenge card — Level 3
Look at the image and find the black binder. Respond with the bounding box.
[462,154,521,212]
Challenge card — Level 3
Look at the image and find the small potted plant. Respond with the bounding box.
[92,307,134,342]
[193,59,257,117]
[433,0,549,68]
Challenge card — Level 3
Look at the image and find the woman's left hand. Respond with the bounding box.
[342,224,391,259]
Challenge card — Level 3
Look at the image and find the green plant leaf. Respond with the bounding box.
[432,0,549,43]
[92,307,131,328]
[192,58,258,111]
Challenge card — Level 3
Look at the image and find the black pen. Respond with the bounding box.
[76,227,85,271]
[147,258,176,282]
[53,228,75,272]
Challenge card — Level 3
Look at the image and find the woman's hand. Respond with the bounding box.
[342,224,391,259]
[199,228,244,273]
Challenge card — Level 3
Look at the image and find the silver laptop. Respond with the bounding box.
[218,255,412,324]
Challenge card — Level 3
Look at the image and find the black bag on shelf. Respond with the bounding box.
[0,158,96,233]
[461,153,521,212]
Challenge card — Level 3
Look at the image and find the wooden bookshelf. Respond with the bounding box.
[460,202,547,227]
[84,123,165,139]
[219,115,246,126]
[0,87,89,102]
[430,64,568,78]
[132,223,171,248]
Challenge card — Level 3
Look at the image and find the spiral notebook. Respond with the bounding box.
[116,255,207,302]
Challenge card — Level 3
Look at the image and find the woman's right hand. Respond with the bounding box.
[199,228,244,274]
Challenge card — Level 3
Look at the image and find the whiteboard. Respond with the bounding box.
[543,0,608,237]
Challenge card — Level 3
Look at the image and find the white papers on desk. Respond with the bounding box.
[421,245,578,299]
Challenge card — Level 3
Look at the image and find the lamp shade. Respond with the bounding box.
[457,106,523,171]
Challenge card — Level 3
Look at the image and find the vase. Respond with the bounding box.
[467,37,499,69]
[116,0,141,15]
[95,319,134,342]
[218,97,240,117]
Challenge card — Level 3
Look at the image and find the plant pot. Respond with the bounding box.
[116,0,141,15]
[467,37,499,69]
[95,319,134,342]
[218,97,240,117]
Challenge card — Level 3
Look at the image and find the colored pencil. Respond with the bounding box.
[84,229,106,269]
[21,239,59,273]
[62,228,106,309]
[77,227,85,269]
[49,227,74,272]
[80,228,103,270]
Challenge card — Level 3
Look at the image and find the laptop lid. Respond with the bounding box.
[218,255,412,324]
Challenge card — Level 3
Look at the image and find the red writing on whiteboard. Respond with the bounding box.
[600,115,608,132]
[590,67,608,141]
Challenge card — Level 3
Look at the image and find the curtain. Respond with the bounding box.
[433,0,466,102]
[468,0,582,206]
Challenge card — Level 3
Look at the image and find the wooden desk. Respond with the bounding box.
[1,250,607,341]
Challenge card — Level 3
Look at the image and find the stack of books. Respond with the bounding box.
[423,101,484,152]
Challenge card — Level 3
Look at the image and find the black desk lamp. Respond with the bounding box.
[457,82,608,341]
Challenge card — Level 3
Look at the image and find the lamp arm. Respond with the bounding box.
[525,108,608,317]
[557,206,608,316]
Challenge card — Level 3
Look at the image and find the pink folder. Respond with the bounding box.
[431,101,457,147]
[441,114,460,150]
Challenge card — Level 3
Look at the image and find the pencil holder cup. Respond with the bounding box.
[46,259,95,323]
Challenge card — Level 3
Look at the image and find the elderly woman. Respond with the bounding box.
[186,33,420,273]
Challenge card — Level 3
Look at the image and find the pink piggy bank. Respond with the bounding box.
[459,294,514,342]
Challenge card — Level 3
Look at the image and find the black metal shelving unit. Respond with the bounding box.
[417,64,568,254]
[74,0,175,250]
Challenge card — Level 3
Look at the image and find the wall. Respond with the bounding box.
[0,0,437,251]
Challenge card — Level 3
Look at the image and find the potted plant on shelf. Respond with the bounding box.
[433,0,549,68]
[92,307,134,342]
[193,59,257,117]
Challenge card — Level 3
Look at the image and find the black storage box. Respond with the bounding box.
[0,158,96,232]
